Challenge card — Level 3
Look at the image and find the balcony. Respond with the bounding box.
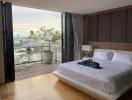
[14,44,61,80]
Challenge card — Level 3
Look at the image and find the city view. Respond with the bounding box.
[13,6,61,65]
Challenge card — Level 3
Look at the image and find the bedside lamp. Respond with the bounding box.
[82,45,93,57]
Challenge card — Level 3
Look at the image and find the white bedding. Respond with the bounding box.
[57,58,132,94]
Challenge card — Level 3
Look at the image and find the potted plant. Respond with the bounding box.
[29,26,61,64]
[42,34,53,64]
[25,47,33,66]
[37,27,54,64]
[42,29,61,64]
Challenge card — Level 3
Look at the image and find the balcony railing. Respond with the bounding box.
[14,45,61,65]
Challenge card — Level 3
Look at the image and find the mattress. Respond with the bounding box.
[57,58,132,94]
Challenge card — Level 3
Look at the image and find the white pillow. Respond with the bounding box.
[93,49,114,60]
[112,51,132,64]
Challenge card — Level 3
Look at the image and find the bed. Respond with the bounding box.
[53,49,132,100]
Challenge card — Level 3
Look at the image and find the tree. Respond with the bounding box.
[51,31,61,43]
[28,30,38,40]
[39,26,54,40]
[28,26,61,51]
[28,26,61,43]
[28,30,34,38]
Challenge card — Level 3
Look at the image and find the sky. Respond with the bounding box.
[12,6,61,37]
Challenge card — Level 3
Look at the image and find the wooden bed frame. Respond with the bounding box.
[53,71,132,100]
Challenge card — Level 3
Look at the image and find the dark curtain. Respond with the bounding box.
[0,1,5,84]
[3,2,15,82]
[62,13,74,62]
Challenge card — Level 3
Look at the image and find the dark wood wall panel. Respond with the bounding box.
[98,13,111,42]
[83,5,132,51]
[127,8,132,43]
[111,10,127,42]
[87,15,98,41]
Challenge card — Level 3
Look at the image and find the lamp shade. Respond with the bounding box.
[82,45,93,52]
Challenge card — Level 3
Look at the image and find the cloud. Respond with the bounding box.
[12,5,61,37]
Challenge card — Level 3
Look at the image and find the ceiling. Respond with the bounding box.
[5,0,132,14]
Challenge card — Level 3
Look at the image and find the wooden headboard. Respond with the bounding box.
[88,42,132,51]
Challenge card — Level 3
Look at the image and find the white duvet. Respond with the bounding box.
[57,58,132,94]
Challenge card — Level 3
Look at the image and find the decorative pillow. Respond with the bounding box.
[93,49,114,60]
[112,51,132,64]
[107,51,115,60]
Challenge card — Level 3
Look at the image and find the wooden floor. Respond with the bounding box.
[15,62,58,80]
[0,73,131,100]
